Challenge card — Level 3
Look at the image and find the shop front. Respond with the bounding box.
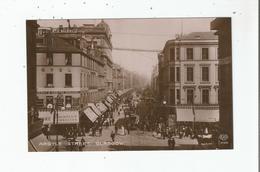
[175,106,219,137]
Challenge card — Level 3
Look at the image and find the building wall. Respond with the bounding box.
[211,18,233,148]
[36,50,107,107]
[159,34,219,107]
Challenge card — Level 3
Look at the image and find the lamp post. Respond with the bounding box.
[54,93,63,151]
[192,95,197,132]
[162,100,167,122]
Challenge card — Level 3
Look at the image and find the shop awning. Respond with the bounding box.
[176,108,193,122]
[96,102,108,113]
[104,100,112,108]
[111,94,117,99]
[83,107,99,122]
[117,90,123,96]
[176,108,219,122]
[88,103,102,116]
[106,96,113,103]
[194,109,219,122]
[109,95,116,100]
[42,110,79,125]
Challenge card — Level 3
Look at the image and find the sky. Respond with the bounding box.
[38,18,215,80]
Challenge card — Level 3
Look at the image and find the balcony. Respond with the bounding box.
[175,104,219,110]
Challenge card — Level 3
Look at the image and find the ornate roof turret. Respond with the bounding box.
[96,19,112,39]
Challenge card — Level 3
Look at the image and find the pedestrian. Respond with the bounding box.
[111,118,115,125]
[168,136,175,150]
[46,125,50,139]
[126,124,130,134]
[99,126,103,136]
[79,137,86,151]
[82,127,86,136]
[110,130,116,142]
[115,125,118,134]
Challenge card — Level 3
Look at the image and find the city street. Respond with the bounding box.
[27,19,230,152]
[29,103,216,152]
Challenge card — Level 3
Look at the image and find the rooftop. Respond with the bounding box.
[178,32,218,40]
[162,32,218,52]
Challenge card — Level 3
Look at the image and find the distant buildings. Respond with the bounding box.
[35,20,145,109]
[151,65,159,97]
[157,32,219,125]
[113,63,147,92]
[112,63,123,91]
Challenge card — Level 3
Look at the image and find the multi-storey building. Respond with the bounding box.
[112,63,147,92]
[77,20,113,92]
[35,20,113,109]
[151,65,159,97]
[112,64,123,91]
[158,32,219,125]
[211,18,233,148]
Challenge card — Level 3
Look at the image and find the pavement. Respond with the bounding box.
[28,134,62,152]
[29,103,215,152]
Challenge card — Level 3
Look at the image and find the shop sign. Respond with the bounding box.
[43,111,79,125]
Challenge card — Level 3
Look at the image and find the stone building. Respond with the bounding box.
[211,18,233,148]
[158,32,219,125]
[35,20,113,109]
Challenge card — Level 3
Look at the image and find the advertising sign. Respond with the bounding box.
[43,111,79,125]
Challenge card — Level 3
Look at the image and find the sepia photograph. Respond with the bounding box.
[0,0,258,172]
[27,18,233,152]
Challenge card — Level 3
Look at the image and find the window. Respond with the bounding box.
[202,48,209,60]
[176,48,180,60]
[170,48,175,61]
[187,89,194,104]
[65,74,72,87]
[176,89,180,104]
[65,53,72,65]
[46,73,53,87]
[65,96,72,108]
[202,67,209,81]
[84,73,86,87]
[217,48,219,59]
[202,89,209,104]
[36,38,44,44]
[80,73,82,88]
[170,89,175,105]
[46,53,53,65]
[170,67,175,82]
[187,67,193,82]
[46,96,53,105]
[176,67,180,82]
[186,48,193,60]
[216,66,219,81]
[218,89,220,102]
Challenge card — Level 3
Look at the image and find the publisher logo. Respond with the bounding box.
[218,134,229,145]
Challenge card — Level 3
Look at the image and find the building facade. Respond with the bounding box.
[35,20,113,109]
[158,32,219,123]
[211,18,233,148]
[151,65,159,97]
[112,63,123,91]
